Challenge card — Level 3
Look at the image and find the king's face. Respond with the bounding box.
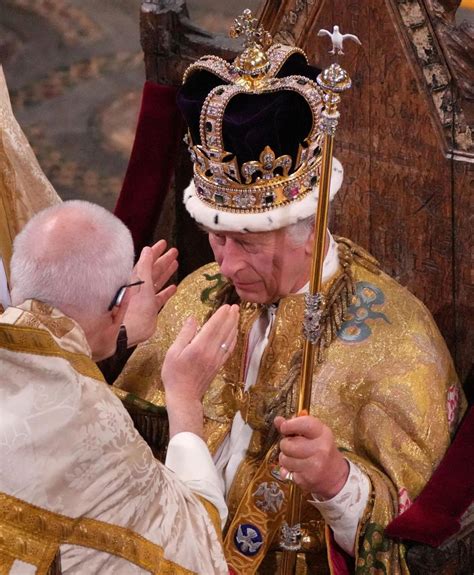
[208,227,312,304]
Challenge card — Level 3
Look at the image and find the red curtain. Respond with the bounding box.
[115,81,184,255]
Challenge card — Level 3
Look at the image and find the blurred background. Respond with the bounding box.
[0,0,471,211]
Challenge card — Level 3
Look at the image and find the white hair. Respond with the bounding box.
[10,200,135,316]
[285,215,316,246]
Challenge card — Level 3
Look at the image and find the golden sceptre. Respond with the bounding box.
[278,26,361,575]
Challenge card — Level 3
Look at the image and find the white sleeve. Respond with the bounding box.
[165,432,228,528]
[309,460,370,556]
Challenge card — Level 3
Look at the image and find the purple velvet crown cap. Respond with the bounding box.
[176,52,322,170]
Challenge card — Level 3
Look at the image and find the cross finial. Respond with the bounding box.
[230,9,272,50]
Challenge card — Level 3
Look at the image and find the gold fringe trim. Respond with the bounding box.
[335,236,381,275]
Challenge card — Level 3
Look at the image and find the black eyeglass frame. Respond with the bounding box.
[107,280,145,311]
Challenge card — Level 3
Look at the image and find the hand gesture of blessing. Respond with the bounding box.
[124,240,178,347]
[163,304,239,437]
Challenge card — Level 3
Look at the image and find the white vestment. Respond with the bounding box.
[0,300,228,575]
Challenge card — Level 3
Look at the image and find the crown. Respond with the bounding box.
[178,10,343,231]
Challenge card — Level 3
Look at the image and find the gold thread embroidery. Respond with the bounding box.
[0,522,58,574]
[224,442,288,573]
[0,552,15,575]
[30,300,76,338]
[0,492,195,575]
[0,323,103,382]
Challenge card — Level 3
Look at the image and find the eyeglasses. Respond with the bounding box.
[108,280,144,311]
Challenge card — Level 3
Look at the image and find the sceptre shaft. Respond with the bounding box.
[278,26,360,575]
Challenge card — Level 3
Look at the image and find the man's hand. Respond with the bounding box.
[274,415,349,500]
[124,240,178,347]
[163,304,239,437]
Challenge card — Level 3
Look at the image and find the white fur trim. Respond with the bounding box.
[183,158,343,232]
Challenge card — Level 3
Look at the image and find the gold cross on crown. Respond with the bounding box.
[230,9,272,50]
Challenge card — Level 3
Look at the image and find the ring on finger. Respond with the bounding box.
[286,471,294,483]
[220,342,229,353]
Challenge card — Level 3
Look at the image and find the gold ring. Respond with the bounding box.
[286,471,294,483]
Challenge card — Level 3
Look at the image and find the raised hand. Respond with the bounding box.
[163,304,239,437]
[124,240,178,347]
[274,415,349,500]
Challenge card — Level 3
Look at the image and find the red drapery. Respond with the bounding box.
[114,81,184,255]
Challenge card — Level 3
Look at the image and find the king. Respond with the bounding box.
[116,10,464,574]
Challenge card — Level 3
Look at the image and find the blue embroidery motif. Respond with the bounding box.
[234,524,264,556]
[338,282,390,343]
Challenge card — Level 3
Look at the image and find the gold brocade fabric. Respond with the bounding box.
[116,239,465,574]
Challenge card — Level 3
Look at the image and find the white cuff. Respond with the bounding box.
[165,431,228,527]
[309,460,370,556]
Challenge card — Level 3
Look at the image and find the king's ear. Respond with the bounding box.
[304,235,315,257]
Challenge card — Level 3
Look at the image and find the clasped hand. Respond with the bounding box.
[274,415,349,500]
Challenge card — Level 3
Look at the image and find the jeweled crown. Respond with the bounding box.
[178,9,325,215]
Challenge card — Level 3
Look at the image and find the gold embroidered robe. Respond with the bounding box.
[116,239,464,574]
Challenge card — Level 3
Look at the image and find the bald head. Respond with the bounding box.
[33,206,104,259]
[10,201,134,318]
